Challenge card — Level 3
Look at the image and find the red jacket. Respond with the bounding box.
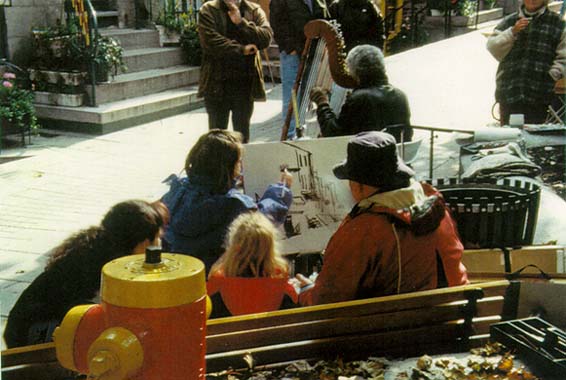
[300,182,468,306]
[207,272,298,316]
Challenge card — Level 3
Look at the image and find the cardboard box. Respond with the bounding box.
[463,245,565,275]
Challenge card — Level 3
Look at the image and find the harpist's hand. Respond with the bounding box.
[310,87,329,106]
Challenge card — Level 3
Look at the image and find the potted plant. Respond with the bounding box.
[31,18,84,71]
[155,2,187,46]
[91,35,127,83]
[450,0,477,26]
[0,72,40,141]
[28,18,89,106]
[180,18,201,66]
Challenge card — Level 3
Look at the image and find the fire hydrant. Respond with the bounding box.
[53,247,209,380]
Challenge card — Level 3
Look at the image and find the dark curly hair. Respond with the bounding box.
[46,200,168,270]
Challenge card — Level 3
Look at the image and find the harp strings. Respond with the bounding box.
[297,38,334,128]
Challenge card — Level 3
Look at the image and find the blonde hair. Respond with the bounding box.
[211,212,289,278]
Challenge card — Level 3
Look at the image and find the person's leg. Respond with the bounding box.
[280,52,300,139]
[230,87,254,143]
[205,96,230,130]
[524,103,549,124]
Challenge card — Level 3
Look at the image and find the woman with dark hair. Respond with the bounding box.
[3,200,168,348]
[161,129,293,273]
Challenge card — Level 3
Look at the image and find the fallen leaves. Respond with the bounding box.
[206,344,538,380]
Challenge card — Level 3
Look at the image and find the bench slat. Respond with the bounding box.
[207,324,463,373]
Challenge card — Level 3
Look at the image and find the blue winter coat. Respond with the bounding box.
[161,174,292,272]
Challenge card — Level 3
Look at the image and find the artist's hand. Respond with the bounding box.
[225,0,242,24]
[512,17,530,36]
[244,44,258,55]
[296,273,313,288]
[310,87,329,106]
[280,169,293,188]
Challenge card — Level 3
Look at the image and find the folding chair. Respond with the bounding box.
[546,78,566,124]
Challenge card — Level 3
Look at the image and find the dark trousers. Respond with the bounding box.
[499,102,548,126]
[204,82,254,143]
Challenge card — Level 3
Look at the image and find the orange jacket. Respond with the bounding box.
[300,183,468,306]
[207,273,298,316]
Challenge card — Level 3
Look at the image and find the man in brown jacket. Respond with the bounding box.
[198,0,272,143]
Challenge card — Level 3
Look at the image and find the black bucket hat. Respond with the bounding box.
[333,131,415,188]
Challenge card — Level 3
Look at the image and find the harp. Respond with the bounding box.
[280,19,358,141]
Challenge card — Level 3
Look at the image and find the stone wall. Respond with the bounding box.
[3,0,63,65]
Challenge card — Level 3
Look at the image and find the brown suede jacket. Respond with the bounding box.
[197,0,272,100]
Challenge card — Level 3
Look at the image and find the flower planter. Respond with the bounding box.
[93,65,111,84]
[49,37,66,58]
[29,69,87,87]
[30,69,86,106]
[156,25,181,47]
[451,15,470,26]
[34,91,85,107]
[32,32,74,58]
[425,14,470,26]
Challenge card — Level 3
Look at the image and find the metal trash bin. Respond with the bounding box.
[428,178,541,249]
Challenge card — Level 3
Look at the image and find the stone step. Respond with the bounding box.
[96,10,119,18]
[123,47,185,73]
[36,86,202,135]
[424,7,504,27]
[99,28,160,50]
[96,11,119,28]
[474,7,504,25]
[90,65,199,105]
[91,0,115,11]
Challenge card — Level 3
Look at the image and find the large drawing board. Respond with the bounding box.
[243,136,354,254]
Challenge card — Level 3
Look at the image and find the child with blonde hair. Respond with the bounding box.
[207,212,298,317]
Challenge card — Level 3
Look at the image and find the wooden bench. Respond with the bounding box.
[2,280,515,379]
[206,280,511,372]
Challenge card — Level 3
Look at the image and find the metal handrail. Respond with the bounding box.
[67,0,99,106]
[84,0,99,106]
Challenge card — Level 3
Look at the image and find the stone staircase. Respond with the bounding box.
[35,2,202,135]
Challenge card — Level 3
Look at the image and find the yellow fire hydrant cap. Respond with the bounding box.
[101,252,206,308]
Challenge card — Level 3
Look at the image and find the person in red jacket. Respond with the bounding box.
[207,212,298,317]
[298,131,468,306]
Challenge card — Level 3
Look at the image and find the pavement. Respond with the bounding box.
[0,21,556,349]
